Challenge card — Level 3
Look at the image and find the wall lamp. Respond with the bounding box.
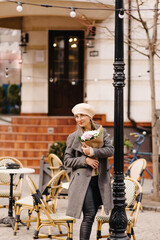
[19,32,29,53]
[86,26,96,48]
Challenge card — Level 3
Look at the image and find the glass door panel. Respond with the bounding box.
[48,31,84,116]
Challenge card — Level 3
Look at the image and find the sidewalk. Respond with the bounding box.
[0,175,160,240]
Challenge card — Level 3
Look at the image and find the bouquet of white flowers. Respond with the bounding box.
[79,126,103,175]
[79,125,103,148]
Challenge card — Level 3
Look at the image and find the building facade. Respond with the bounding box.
[0,0,160,124]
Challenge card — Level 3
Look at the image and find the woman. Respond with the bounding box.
[64,103,114,240]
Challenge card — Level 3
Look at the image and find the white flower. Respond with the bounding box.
[80,129,100,141]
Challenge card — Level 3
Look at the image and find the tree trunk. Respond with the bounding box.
[149,53,159,200]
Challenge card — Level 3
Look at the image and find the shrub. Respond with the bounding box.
[0,86,6,113]
[0,86,5,104]
[48,141,66,162]
[8,84,21,114]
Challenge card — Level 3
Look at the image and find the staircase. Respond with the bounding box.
[0,115,106,173]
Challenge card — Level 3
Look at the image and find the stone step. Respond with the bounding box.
[0,148,49,158]
[0,140,52,149]
[0,132,68,141]
[0,124,76,134]
[11,114,106,126]
[12,116,76,126]
[17,157,42,168]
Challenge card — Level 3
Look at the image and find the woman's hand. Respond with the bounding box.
[82,143,91,156]
[85,157,99,169]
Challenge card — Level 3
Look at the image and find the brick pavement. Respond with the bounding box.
[0,175,160,240]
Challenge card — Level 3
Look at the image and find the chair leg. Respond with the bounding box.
[127,224,131,240]
[131,228,136,240]
[27,210,31,229]
[33,229,39,239]
[14,205,20,235]
[27,208,36,230]
[58,224,63,234]
[48,225,52,237]
[97,221,102,239]
[67,220,74,240]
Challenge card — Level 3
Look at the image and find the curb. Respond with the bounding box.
[143,205,160,212]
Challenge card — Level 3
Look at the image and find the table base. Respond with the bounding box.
[0,216,15,229]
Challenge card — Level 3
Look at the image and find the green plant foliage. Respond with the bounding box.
[124,138,133,148]
[0,86,5,105]
[8,84,21,114]
[0,86,6,113]
[48,141,66,162]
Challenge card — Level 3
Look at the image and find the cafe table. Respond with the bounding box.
[0,167,35,228]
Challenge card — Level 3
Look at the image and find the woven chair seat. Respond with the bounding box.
[40,212,75,222]
[16,196,33,206]
[62,182,69,189]
[0,189,21,197]
[96,214,133,224]
[96,215,110,222]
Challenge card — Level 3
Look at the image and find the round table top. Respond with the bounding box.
[0,167,35,174]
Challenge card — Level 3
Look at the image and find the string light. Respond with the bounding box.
[4,0,160,14]
[118,8,124,19]
[16,2,23,12]
[70,7,76,18]
[5,67,9,78]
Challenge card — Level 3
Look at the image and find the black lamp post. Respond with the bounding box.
[108,0,129,239]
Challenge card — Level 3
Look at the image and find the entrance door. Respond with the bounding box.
[48,30,84,116]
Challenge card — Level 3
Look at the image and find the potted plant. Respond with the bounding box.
[124,138,133,155]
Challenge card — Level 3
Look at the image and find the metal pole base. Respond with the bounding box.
[107,233,129,240]
[0,216,15,229]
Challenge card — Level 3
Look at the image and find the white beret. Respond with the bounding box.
[72,103,96,118]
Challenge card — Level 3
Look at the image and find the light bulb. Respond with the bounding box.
[118,9,124,19]
[132,149,136,154]
[16,2,23,12]
[70,7,76,18]
[138,73,142,77]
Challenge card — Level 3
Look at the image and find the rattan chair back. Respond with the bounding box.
[48,154,63,177]
[0,156,23,184]
[126,158,147,182]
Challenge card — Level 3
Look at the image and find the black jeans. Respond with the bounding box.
[80,176,102,240]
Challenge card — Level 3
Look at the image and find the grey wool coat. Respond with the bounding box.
[63,123,114,219]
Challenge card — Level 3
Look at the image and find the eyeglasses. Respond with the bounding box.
[74,114,88,120]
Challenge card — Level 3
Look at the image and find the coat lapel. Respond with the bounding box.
[71,127,83,152]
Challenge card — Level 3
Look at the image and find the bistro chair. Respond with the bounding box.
[42,169,67,213]
[96,177,143,240]
[26,172,76,240]
[48,154,63,177]
[48,153,70,198]
[14,170,68,235]
[125,158,147,183]
[48,153,70,181]
[0,156,23,209]
[14,183,36,235]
